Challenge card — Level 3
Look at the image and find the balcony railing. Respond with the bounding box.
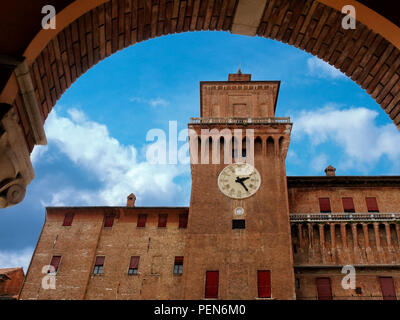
[290,212,400,222]
[189,117,291,125]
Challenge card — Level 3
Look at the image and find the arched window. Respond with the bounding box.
[266,137,274,157]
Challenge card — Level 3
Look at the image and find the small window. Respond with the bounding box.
[137,214,147,228]
[355,287,362,295]
[379,277,396,300]
[93,256,105,274]
[158,214,168,228]
[319,198,331,213]
[293,244,297,254]
[62,213,74,226]
[342,197,355,213]
[257,270,271,298]
[49,255,61,273]
[366,197,379,213]
[295,278,301,289]
[232,219,245,229]
[128,256,140,275]
[241,148,246,157]
[205,271,219,299]
[179,213,188,229]
[316,277,332,300]
[104,214,115,228]
[173,256,184,275]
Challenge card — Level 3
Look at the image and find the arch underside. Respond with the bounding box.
[9,0,400,154]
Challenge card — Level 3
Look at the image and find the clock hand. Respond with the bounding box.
[235,177,249,192]
[239,180,249,192]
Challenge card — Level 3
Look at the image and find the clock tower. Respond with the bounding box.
[180,70,296,299]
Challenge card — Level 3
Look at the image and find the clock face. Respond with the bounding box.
[217,163,261,199]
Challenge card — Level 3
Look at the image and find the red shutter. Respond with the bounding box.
[50,256,61,272]
[257,270,271,298]
[379,277,397,300]
[158,214,168,227]
[137,214,147,227]
[174,256,184,265]
[104,214,115,228]
[319,198,331,213]
[95,256,105,266]
[366,197,379,212]
[342,198,355,213]
[62,213,74,226]
[205,271,219,299]
[316,277,332,300]
[179,213,188,228]
[130,256,140,269]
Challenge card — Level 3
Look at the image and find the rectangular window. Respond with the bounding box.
[205,271,219,299]
[49,255,61,273]
[179,213,188,229]
[232,219,245,229]
[128,256,140,275]
[295,278,301,289]
[342,197,355,213]
[316,277,332,300]
[93,256,105,275]
[319,198,331,213]
[173,256,184,275]
[104,214,115,228]
[366,197,379,212]
[257,270,271,298]
[379,277,397,300]
[158,214,168,228]
[62,213,74,226]
[137,214,147,228]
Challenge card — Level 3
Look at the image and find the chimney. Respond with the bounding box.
[324,165,336,177]
[228,67,251,82]
[127,193,136,207]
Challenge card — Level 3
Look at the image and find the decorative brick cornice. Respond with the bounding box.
[290,212,400,222]
[287,176,400,188]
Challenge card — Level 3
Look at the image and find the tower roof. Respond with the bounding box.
[228,68,252,81]
[199,70,281,116]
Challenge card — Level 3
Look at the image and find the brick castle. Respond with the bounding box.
[20,71,400,300]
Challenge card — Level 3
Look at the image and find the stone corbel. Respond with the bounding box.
[279,124,292,159]
[14,59,47,145]
[0,104,35,208]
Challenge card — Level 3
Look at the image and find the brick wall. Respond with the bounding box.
[19,207,188,300]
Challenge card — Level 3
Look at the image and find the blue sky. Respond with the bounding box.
[1,31,400,271]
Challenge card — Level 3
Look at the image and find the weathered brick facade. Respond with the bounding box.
[20,72,400,300]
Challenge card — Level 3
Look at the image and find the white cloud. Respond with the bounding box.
[0,247,34,273]
[292,105,400,172]
[67,108,87,122]
[35,108,189,206]
[310,153,329,173]
[31,145,48,164]
[307,57,345,79]
[129,97,169,107]
[149,98,169,107]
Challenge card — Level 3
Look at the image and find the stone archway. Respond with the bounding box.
[1,0,400,208]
